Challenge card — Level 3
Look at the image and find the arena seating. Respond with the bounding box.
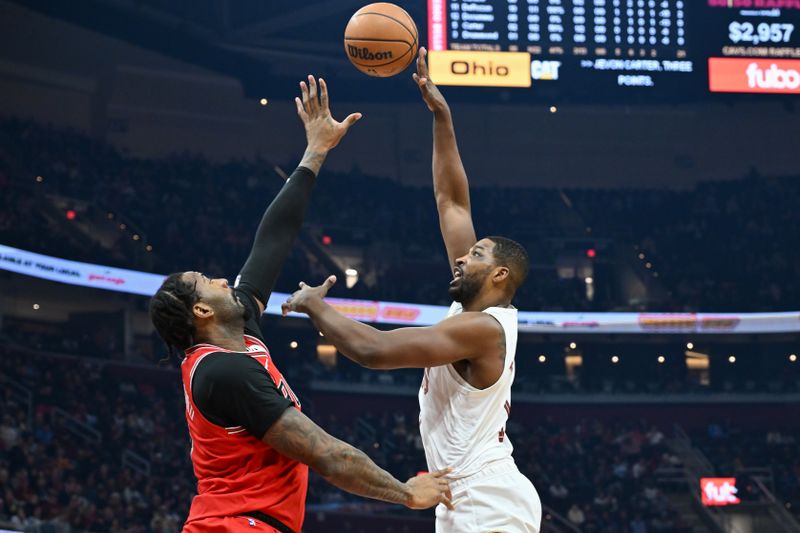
[4,346,799,531]
[3,117,799,312]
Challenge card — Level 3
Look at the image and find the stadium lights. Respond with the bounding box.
[687,342,694,350]
[611,355,620,364]
[35,175,43,183]
[584,276,593,284]
[657,355,665,364]
[638,253,645,259]
[549,105,557,113]
[145,245,153,252]
[259,98,269,106]
[32,303,40,310]
[290,341,298,349]
[728,355,736,364]
[645,262,652,269]
[569,342,577,350]
[790,354,797,363]
[345,268,359,289]
[538,355,547,363]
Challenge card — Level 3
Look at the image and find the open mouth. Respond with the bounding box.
[450,267,463,286]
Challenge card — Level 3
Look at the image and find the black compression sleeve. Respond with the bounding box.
[236,166,316,306]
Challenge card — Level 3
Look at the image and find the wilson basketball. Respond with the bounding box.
[344,3,418,77]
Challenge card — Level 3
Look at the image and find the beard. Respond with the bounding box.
[234,292,252,321]
[448,272,484,306]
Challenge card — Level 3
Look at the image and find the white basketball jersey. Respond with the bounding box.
[418,301,518,479]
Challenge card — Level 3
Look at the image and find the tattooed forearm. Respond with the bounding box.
[263,407,412,506]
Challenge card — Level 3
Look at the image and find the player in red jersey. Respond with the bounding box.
[149,76,453,533]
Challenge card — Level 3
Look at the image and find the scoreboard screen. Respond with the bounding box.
[426,0,800,97]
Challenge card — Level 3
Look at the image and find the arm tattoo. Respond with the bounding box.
[264,408,411,505]
[298,149,328,176]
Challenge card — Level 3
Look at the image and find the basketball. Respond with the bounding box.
[344,3,418,77]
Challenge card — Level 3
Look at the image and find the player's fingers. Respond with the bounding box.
[319,78,329,111]
[280,302,291,316]
[325,275,338,287]
[440,493,455,511]
[299,281,307,289]
[418,47,429,75]
[300,81,310,110]
[307,75,318,113]
[431,467,453,478]
[294,97,308,122]
[342,113,362,131]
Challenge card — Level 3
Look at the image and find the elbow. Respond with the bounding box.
[312,456,338,479]
[313,446,362,479]
[341,337,390,369]
[355,343,393,370]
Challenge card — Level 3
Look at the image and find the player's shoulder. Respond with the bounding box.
[440,309,504,337]
[194,352,266,385]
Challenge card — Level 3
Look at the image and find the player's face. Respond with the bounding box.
[449,239,496,304]
[185,272,249,322]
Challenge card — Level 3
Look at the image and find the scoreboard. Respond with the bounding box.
[426,0,800,96]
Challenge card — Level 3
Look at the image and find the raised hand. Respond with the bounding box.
[296,76,362,153]
[412,48,449,114]
[405,468,454,510]
[281,275,337,316]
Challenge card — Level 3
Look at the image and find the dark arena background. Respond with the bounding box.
[1,1,800,532]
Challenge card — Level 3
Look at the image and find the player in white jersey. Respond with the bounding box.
[281,47,541,532]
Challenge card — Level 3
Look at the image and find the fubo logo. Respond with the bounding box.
[709,58,800,94]
[746,62,800,90]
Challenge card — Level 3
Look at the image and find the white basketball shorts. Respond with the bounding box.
[435,459,542,533]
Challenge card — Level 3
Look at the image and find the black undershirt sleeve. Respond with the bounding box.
[192,352,293,439]
[235,166,316,313]
[237,288,265,340]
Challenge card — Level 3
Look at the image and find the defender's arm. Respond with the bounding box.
[263,407,453,509]
[237,76,361,312]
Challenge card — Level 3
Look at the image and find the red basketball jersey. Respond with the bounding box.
[181,334,307,532]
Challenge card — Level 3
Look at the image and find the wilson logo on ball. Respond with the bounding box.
[343,3,418,77]
[347,45,394,62]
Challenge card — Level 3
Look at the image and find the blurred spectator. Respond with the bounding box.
[3,116,798,312]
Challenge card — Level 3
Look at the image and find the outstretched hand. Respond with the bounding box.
[296,76,361,152]
[281,275,337,316]
[412,48,449,114]
[405,468,455,510]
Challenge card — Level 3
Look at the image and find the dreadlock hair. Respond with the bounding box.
[485,236,530,293]
[149,272,200,358]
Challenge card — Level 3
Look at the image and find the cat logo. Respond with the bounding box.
[531,60,561,81]
[428,50,532,87]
